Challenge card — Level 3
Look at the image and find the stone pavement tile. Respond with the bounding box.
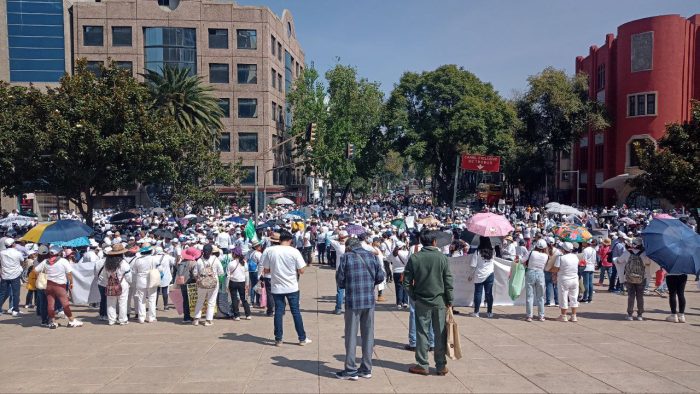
[662,371,700,392]
[623,354,700,372]
[320,372,394,393]
[244,378,319,393]
[95,383,176,393]
[560,356,644,374]
[0,383,104,393]
[133,352,202,368]
[485,346,554,361]
[449,357,514,375]
[110,366,182,385]
[460,373,545,393]
[591,372,695,393]
[504,358,579,375]
[170,381,247,393]
[181,365,257,383]
[198,349,262,365]
[539,344,609,359]
[4,369,61,386]
[250,357,321,381]
[53,367,129,385]
[102,341,166,356]
[523,372,620,393]
[383,369,469,393]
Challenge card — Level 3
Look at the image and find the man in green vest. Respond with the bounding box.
[403,230,454,376]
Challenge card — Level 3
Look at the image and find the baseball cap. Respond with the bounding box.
[561,242,574,252]
[536,239,547,249]
[38,245,50,255]
[4,238,14,247]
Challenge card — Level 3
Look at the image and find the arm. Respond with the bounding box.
[402,257,415,299]
[443,257,454,307]
[336,254,346,289]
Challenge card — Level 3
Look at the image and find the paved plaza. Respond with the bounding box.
[1,265,700,393]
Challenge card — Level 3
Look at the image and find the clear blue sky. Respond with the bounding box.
[238,0,698,98]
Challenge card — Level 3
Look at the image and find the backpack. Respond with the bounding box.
[197,259,218,289]
[624,252,645,285]
[105,271,123,296]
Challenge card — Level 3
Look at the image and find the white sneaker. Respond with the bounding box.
[299,338,312,346]
[56,311,66,319]
[11,311,19,317]
[68,319,84,328]
[666,314,679,323]
[192,319,200,326]
[397,305,403,310]
[570,315,578,322]
[204,321,213,326]
[557,315,569,322]
[636,316,644,321]
[625,315,634,321]
[678,314,686,323]
[99,316,108,321]
[244,316,252,320]
[233,317,241,321]
[118,321,129,326]
[470,312,480,318]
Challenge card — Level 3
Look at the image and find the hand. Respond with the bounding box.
[69,282,74,289]
[467,276,473,282]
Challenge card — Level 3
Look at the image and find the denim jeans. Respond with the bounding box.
[525,270,545,318]
[249,273,259,305]
[263,278,274,315]
[408,298,434,347]
[582,271,594,302]
[98,285,107,317]
[598,266,612,285]
[609,265,620,292]
[0,276,21,313]
[473,272,494,314]
[393,273,408,305]
[545,271,558,305]
[36,289,48,324]
[335,287,345,312]
[273,291,306,342]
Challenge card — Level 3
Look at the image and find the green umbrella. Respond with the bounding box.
[391,219,406,230]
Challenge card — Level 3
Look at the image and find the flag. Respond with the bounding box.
[245,219,258,242]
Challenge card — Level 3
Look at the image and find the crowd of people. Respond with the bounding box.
[0,197,697,378]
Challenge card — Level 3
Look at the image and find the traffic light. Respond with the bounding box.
[346,143,354,159]
[305,123,316,145]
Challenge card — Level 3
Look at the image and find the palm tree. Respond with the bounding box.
[142,66,223,146]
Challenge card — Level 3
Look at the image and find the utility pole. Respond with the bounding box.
[452,155,460,209]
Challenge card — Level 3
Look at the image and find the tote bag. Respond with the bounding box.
[446,308,462,360]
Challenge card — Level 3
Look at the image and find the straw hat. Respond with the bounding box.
[106,243,127,256]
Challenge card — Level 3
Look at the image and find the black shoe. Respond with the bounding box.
[453,309,461,315]
[404,344,416,351]
[266,312,274,317]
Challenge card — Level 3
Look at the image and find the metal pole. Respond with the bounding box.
[576,170,580,207]
[254,161,259,222]
[452,155,460,209]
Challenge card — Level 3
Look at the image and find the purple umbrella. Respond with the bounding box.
[345,224,366,236]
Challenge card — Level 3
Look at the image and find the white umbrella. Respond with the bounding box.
[547,204,584,216]
[600,173,635,189]
[0,215,36,227]
[545,202,561,209]
[272,197,294,205]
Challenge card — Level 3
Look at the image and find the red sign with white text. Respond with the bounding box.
[460,154,500,172]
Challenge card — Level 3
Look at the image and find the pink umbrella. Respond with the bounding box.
[653,213,676,220]
[466,213,514,237]
[619,217,637,225]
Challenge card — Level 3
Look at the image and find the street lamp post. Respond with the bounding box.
[560,170,580,206]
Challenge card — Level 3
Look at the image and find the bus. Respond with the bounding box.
[477,183,503,206]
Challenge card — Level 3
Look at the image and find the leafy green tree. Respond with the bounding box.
[287,64,384,204]
[513,67,608,197]
[632,101,700,218]
[142,65,223,146]
[386,65,516,203]
[0,59,181,225]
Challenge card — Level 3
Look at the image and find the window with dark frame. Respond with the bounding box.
[646,93,656,115]
[637,94,645,116]
[628,96,636,117]
[209,63,229,84]
[218,98,230,118]
[596,64,605,91]
[208,28,228,49]
[219,133,231,152]
[271,68,276,88]
[271,35,276,56]
[115,61,133,73]
[237,64,257,84]
[272,101,277,124]
[628,92,656,117]
[241,166,256,185]
[112,26,132,46]
[238,133,258,152]
[278,73,282,92]
[238,98,257,118]
[86,61,103,76]
[83,26,104,46]
[236,29,257,49]
[277,42,282,61]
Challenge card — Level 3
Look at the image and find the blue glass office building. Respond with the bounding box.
[6,0,66,82]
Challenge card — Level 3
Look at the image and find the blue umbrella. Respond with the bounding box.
[21,220,94,244]
[226,216,247,224]
[52,237,90,248]
[287,210,307,219]
[641,219,700,275]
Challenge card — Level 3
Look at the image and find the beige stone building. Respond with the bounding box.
[0,0,305,213]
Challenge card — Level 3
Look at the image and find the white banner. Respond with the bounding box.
[449,255,526,307]
[70,261,100,305]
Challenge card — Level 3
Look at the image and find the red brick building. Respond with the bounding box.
[558,14,700,208]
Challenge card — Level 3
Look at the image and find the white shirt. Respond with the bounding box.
[555,253,579,280]
[0,247,24,280]
[393,250,410,273]
[524,250,548,271]
[330,239,346,271]
[131,254,160,289]
[502,242,516,260]
[469,253,494,283]
[227,258,248,283]
[582,246,597,272]
[98,259,132,287]
[216,232,231,249]
[261,245,306,294]
[193,256,224,277]
[35,257,73,285]
[157,254,176,287]
[81,250,99,264]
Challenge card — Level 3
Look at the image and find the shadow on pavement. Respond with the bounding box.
[270,355,331,376]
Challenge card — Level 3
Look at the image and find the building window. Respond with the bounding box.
[144,27,197,75]
[237,64,257,84]
[239,133,258,152]
[218,98,230,118]
[596,64,605,91]
[219,133,231,152]
[278,104,283,125]
[115,61,133,74]
[86,61,103,76]
[110,26,131,47]
[278,74,282,92]
[627,92,656,117]
[629,138,654,167]
[271,35,276,56]
[277,43,282,61]
[208,28,228,49]
[209,63,229,84]
[238,98,257,118]
[83,26,103,46]
[271,68,276,89]
[237,29,257,49]
[241,166,256,185]
[272,101,277,123]
[631,31,653,72]
[579,147,588,169]
[595,144,604,170]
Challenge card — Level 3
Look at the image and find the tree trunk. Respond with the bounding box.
[340,182,351,206]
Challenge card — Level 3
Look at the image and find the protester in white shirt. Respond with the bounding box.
[392,242,410,308]
[581,240,597,303]
[0,239,25,315]
[130,246,159,323]
[100,244,132,325]
[552,242,580,322]
[34,245,83,328]
[155,247,175,311]
[468,240,496,318]
[192,244,224,326]
[227,247,251,320]
[261,231,311,346]
[523,239,549,321]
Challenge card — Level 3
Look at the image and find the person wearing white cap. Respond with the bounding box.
[522,239,549,321]
[131,245,159,323]
[33,245,83,329]
[0,238,24,316]
[551,242,580,322]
